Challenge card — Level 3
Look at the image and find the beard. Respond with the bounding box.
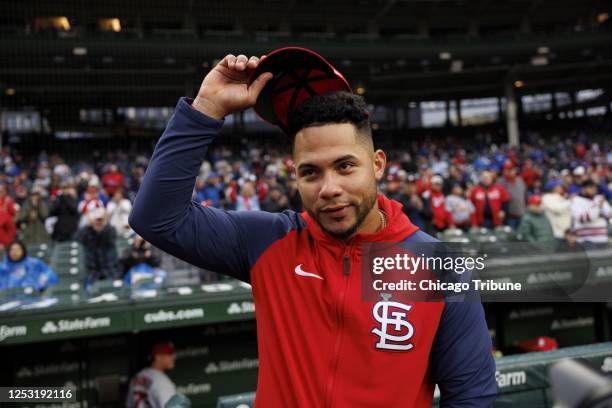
[306,183,378,240]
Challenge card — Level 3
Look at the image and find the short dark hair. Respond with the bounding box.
[581,179,596,188]
[287,91,371,138]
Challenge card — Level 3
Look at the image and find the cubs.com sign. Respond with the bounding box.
[0,324,28,342]
[143,308,205,324]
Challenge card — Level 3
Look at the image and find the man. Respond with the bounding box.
[442,165,466,196]
[567,166,587,196]
[560,169,573,193]
[236,181,260,211]
[261,186,289,213]
[286,175,302,212]
[0,183,16,250]
[396,175,427,230]
[200,172,224,208]
[570,179,611,247]
[520,159,541,190]
[470,170,510,229]
[78,184,106,228]
[422,174,454,233]
[74,207,120,288]
[102,163,125,197]
[541,179,571,240]
[498,161,527,229]
[121,235,162,275]
[17,187,50,245]
[127,341,177,408]
[106,189,133,235]
[445,183,474,231]
[384,173,402,200]
[49,181,79,242]
[517,195,555,243]
[130,51,496,407]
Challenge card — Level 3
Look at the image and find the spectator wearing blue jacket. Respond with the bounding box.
[194,172,223,208]
[0,241,58,292]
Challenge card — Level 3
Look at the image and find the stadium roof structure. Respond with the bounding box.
[0,0,611,111]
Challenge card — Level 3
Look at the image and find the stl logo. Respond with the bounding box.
[371,293,415,351]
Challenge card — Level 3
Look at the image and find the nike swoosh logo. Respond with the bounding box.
[294,264,324,280]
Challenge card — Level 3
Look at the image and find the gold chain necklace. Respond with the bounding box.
[378,209,387,230]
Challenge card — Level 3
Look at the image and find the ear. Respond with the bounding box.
[373,149,386,181]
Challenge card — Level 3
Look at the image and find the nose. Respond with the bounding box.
[319,172,343,200]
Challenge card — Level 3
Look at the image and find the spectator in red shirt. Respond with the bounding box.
[470,171,510,228]
[416,165,432,195]
[520,159,542,189]
[422,175,454,233]
[102,164,125,196]
[0,184,17,250]
[224,179,238,210]
[574,142,586,159]
[452,149,466,166]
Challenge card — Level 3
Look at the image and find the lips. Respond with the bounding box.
[320,204,351,218]
[321,203,350,212]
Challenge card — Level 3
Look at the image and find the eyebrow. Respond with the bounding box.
[297,154,360,172]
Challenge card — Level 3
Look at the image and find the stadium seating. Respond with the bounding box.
[436,227,522,244]
[215,342,612,408]
[47,241,86,298]
[494,225,517,242]
[438,228,470,243]
[468,227,500,243]
[26,243,51,263]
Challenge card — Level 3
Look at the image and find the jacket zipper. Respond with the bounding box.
[324,247,352,408]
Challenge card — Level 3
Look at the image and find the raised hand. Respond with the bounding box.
[192,54,273,120]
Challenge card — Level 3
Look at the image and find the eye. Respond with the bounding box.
[299,168,316,178]
[338,162,354,171]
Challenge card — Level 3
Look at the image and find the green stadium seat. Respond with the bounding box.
[445,236,471,243]
[494,225,517,242]
[26,243,50,251]
[0,286,37,299]
[50,279,83,294]
[87,279,129,300]
[470,233,498,243]
[468,227,498,243]
[437,229,470,243]
[441,228,465,239]
[51,292,85,305]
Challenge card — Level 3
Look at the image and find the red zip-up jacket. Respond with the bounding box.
[129,98,497,407]
[423,190,454,230]
[470,184,510,227]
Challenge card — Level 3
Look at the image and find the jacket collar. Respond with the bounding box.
[302,193,419,247]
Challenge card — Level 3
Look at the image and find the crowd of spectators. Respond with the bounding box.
[0,128,611,292]
[377,132,611,248]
